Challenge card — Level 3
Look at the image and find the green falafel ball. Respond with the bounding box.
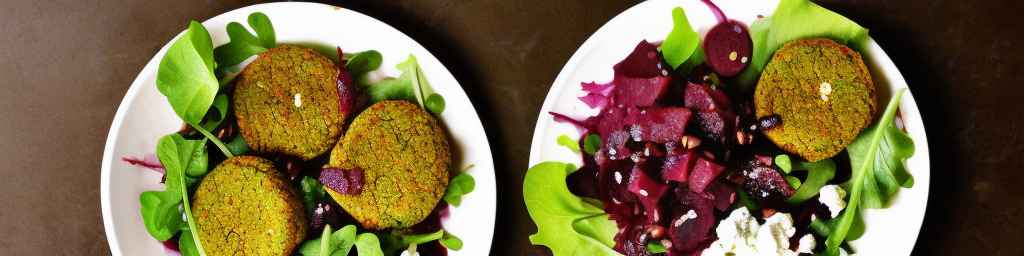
[755,38,877,161]
[234,45,345,160]
[325,100,451,230]
[192,156,307,256]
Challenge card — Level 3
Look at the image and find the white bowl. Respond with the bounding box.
[101,3,496,255]
[527,0,930,254]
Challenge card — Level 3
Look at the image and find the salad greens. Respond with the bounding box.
[213,12,276,68]
[345,50,384,77]
[299,225,358,256]
[557,134,581,153]
[364,55,446,115]
[158,134,208,255]
[582,134,602,155]
[736,0,870,88]
[825,89,914,255]
[660,7,702,71]
[354,233,385,256]
[156,21,219,126]
[299,176,327,211]
[524,162,619,255]
[784,158,838,204]
[444,170,476,207]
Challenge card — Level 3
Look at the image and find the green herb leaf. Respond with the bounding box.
[401,230,444,246]
[660,7,701,70]
[784,175,802,189]
[345,50,383,76]
[299,176,327,212]
[299,224,357,256]
[155,134,208,256]
[556,135,581,153]
[582,134,602,155]
[363,55,445,113]
[439,232,463,250]
[179,228,200,256]
[139,190,182,241]
[425,94,446,115]
[247,12,275,49]
[184,138,209,177]
[157,21,219,125]
[443,171,476,206]
[736,0,870,88]
[825,89,914,255]
[525,162,619,255]
[199,94,229,132]
[213,12,276,68]
[647,242,667,254]
[775,154,792,173]
[355,233,384,256]
[225,134,250,156]
[785,159,837,204]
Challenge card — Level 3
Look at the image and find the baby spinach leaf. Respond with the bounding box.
[557,134,581,153]
[184,138,209,177]
[213,12,276,67]
[775,154,793,173]
[524,162,618,255]
[365,77,416,103]
[139,190,182,241]
[299,224,357,256]
[179,228,200,256]
[736,0,870,88]
[225,134,250,156]
[199,94,229,132]
[157,21,219,125]
[825,89,914,255]
[444,169,476,207]
[355,233,384,256]
[785,159,837,204]
[156,134,208,256]
[660,7,701,70]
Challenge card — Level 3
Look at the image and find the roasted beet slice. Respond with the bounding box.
[683,82,732,112]
[614,76,671,108]
[320,167,365,195]
[579,81,616,109]
[627,165,669,223]
[668,188,717,252]
[613,40,668,78]
[688,156,727,193]
[625,107,693,144]
[703,20,752,77]
[704,181,737,211]
[694,109,736,145]
[662,149,698,183]
[742,159,796,202]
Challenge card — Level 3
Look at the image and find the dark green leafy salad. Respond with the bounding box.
[123,12,471,256]
[524,0,916,255]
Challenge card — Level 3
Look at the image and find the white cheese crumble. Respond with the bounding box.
[702,207,802,256]
[797,234,816,254]
[293,93,302,107]
[818,185,848,218]
[674,209,699,227]
[819,82,833,101]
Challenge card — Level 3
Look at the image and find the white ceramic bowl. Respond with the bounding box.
[527,0,930,254]
[101,3,496,255]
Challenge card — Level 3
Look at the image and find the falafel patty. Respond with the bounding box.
[234,45,345,160]
[755,38,876,161]
[192,156,307,256]
[325,100,450,230]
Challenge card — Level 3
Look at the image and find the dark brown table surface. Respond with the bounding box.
[2,0,1022,255]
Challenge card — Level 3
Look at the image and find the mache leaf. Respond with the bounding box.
[736,0,870,88]
[439,232,463,250]
[364,55,445,114]
[355,233,384,256]
[583,134,602,155]
[443,171,476,207]
[825,89,914,255]
[525,162,619,256]
[557,134,581,153]
[299,224,357,256]
[345,50,383,76]
[660,7,700,70]
[139,190,182,241]
[156,21,219,125]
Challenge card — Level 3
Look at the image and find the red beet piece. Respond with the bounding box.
[704,181,737,211]
[613,40,668,78]
[668,188,717,253]
[627,165,669,223]
[336,47,356,116]
[703,20,752,77]
[662,148,698,183]
[694,109,737,144]
[741,159,796,202]
[624,107,693,144]
[688,156,727,193]
[614,76,671,107]
[319,167,365,195]
[683,82,732,112]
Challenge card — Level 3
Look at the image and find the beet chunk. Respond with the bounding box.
[614,76,670,107]
[741,159,796,202]
[667,188,716,253]
[662,149,698,183]
[703,20,752,77]
[684,82,732,112]
[624,107,693,144]
[688,157,727,193]
[614,40,668,78]
[627,165,669,223]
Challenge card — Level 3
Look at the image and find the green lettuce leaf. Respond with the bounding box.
[825,89,914,255]
[736,0,870,88]
[156,21,218,125]
[443,171,475,207]
[660,7,701,70]
[524,162,619,256]
[299,224,357,256]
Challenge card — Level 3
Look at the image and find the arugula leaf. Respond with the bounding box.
[785,159,837,204]
[825,89,914,255]
[443,171,475,207]
[155,134,208,256]
[157,21,219,125]
[582,134,602,155]
[140,134,207,241]
[557,134,581,153]
[660,7,701,70]
[213,12,276,68]
[736,0,870,88]
[199,94,229,132]
[299,224,357,256]
[179,228,200,256]
[525,162,619,255]
[355,233,384,256]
